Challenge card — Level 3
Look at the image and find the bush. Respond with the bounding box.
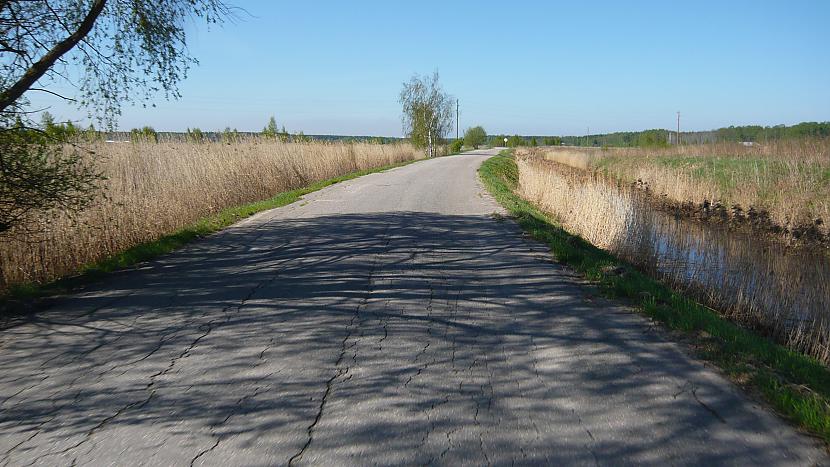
[262,116,278,139]
[506,135,524,147]
[130,126,158,143]
[450,139,463,153]
[489,135,506,147]
[221,127,239,144]
[41,112,80,142]
[463,126,487,149]
[0,126,102,235]
[186,127,204,143]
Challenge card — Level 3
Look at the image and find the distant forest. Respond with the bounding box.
[490,121,830,148]
[95,121,828,148]
[99,131,402,144]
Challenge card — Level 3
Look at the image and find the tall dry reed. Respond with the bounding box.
[527,140,830,238]
[0,140,422,288]
[518,156,830,363]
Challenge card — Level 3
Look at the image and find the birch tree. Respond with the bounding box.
[399,72,453,158]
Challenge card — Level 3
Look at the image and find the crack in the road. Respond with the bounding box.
[1,415,55,467]
[189,439,220,467]
[692,388,727,423]
[287,224,393,465]
[3,153,820,465]
[0,376,48,408]
[190,335,276,466]
[23,257,286,465]
[189,383,270,466]
[1,294,187,443]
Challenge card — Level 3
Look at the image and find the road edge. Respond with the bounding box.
[478,151,830,447]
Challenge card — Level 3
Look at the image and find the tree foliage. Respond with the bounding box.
[0,125,103,234]
[554,121,830,148]
[399,72,453,157]
[463,126,487,149]
[262,116,278,138]
[262,116,295,142]
[1,0,230,123]
[506,135,525,148]
[221,127,240,144]
[186,127,204,143]
[559,129,669,147]
[41,111,80,141]
[0,0,230,235]
[715,122,830,142]
[130,126,157,143]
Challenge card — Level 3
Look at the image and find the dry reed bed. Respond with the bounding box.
[523,140,830,241]
[0,140,422,288]
[518,156,830,363]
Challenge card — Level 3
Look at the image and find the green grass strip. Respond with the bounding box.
[479,151,830,443]
[2,158,422,311]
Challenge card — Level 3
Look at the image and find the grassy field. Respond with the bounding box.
[0,139,423,292]
[479,151,830,444]
[525,139,830,242]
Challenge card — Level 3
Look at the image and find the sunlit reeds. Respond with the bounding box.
[0,139,422,288]
[518,156,830,364]
[524,139,830,239]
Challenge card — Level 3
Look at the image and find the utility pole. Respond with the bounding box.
[676,111,681,145]
[456,99,460,140]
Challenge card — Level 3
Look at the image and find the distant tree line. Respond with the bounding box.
[714,122,830,142]
[559,129,670,148]
[485,134,560,148]
[494,121,830,149]
[59,115,405,144]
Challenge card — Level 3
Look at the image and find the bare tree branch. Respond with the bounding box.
[28,87,76,101]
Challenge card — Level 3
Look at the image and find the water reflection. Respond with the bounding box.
[625,193,830,360]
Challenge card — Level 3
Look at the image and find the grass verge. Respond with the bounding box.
[1,158,421,313]
[479,151,830,444]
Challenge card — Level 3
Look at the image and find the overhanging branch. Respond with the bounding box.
[0,0,106,113]
[28,87,77,102]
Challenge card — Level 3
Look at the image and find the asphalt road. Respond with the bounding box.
[0,149,825,465]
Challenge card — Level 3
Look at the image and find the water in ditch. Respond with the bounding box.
[626,196,830,359]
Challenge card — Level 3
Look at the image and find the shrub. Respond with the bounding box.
[463,126,487,148]
[186,127,204,143]
[506,135,524,147]
[130,126,158,143]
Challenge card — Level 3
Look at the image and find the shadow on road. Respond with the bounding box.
[0,212,816,464]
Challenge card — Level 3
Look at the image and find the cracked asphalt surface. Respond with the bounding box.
[1,149,825,465]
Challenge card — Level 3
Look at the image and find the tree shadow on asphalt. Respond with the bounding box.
[0,212,817,464]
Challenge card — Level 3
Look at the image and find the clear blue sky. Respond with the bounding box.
[31,0,830,136]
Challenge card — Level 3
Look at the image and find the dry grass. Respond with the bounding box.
[517,156,830,363]
[0,139,422,288]
[517,157,641,253]
[482,154,830,440]
[523,140,830,239]
[519,146,604,170]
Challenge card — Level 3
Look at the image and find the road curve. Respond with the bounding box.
[0,149,825,465]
